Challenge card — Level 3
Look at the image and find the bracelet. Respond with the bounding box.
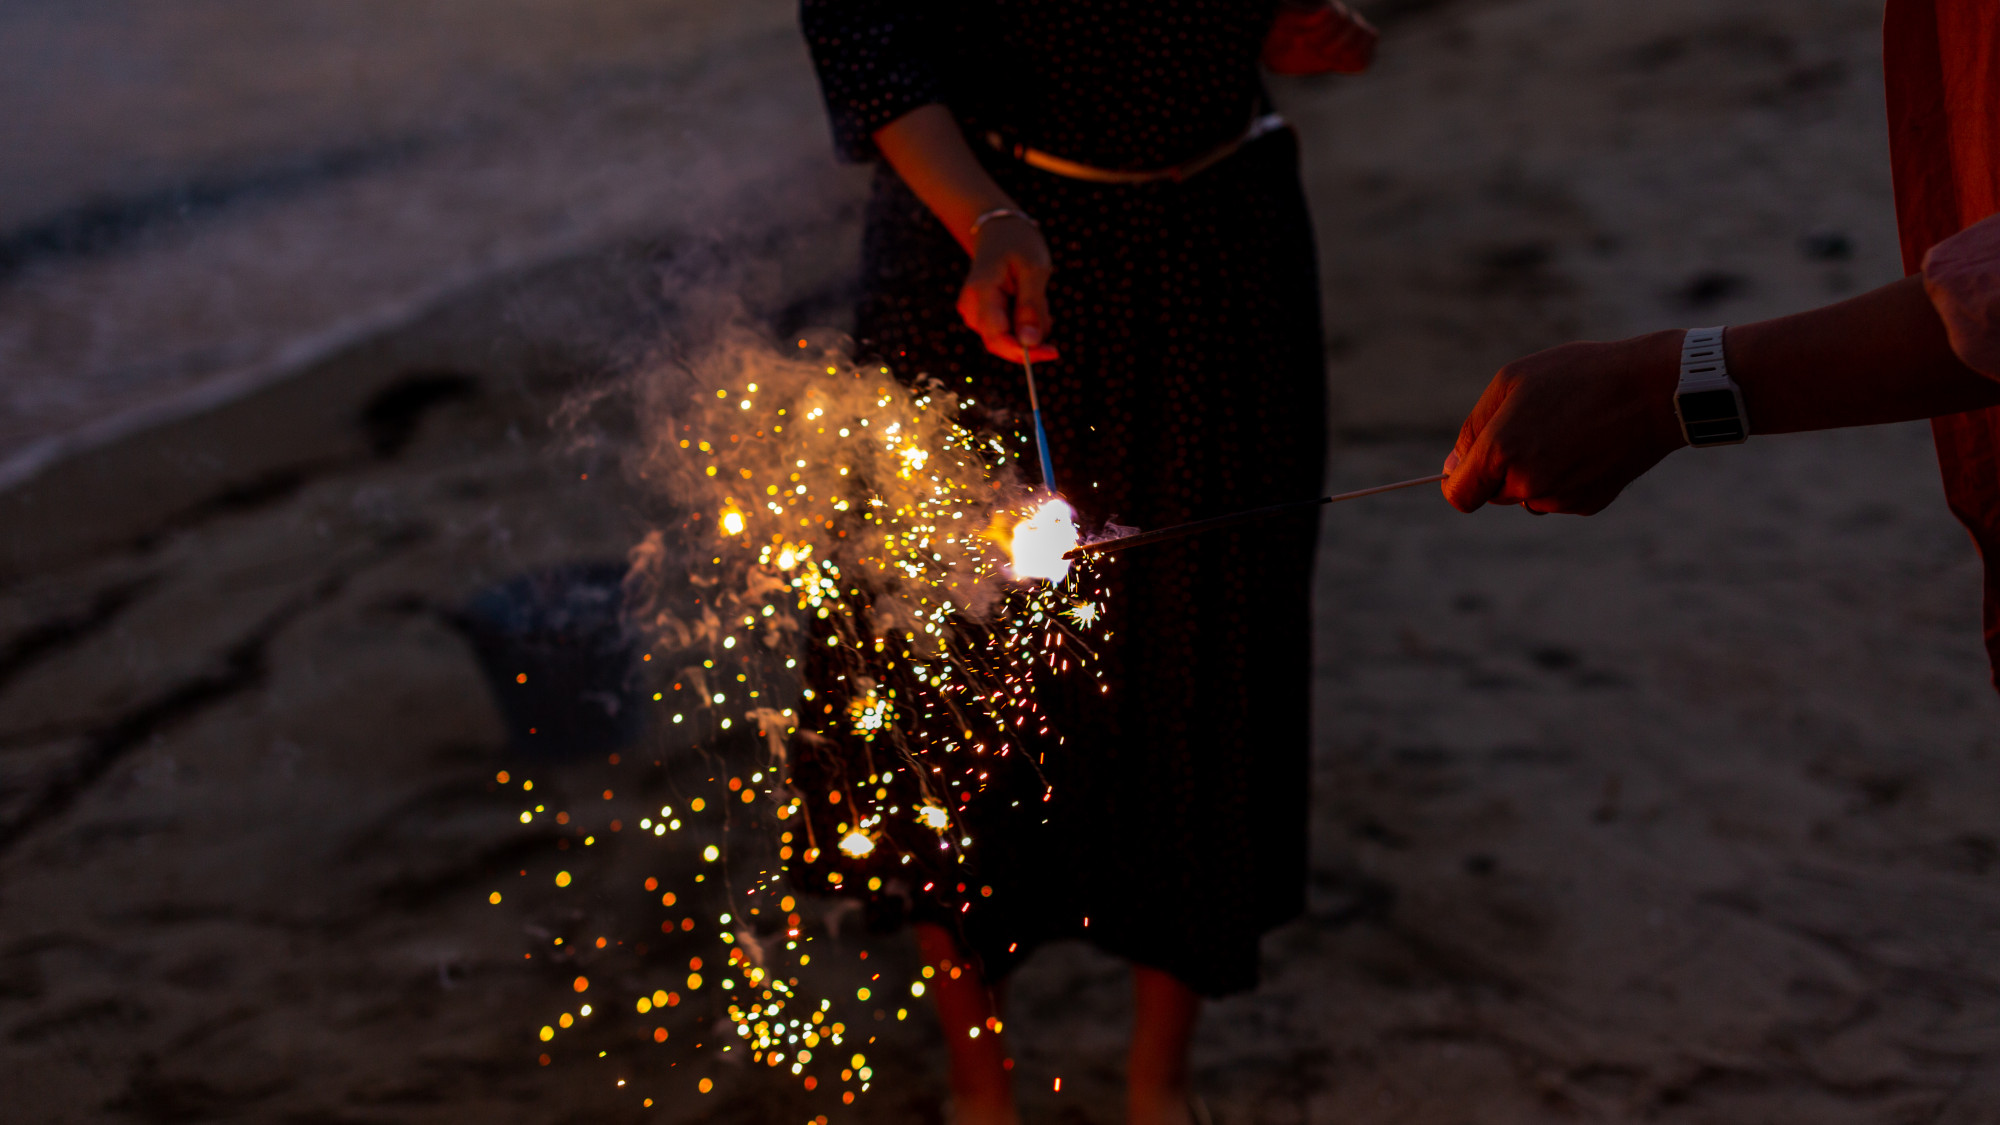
[969,207,1039,238]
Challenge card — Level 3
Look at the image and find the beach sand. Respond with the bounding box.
[3,0,1998,1121]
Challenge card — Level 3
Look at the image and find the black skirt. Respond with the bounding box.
[817,127,1325,998]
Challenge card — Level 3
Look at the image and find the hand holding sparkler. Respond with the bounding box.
[960,213,1058,365]
[871,105,1058,364]
[1441,331,1686,516]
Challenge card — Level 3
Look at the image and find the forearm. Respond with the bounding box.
[1731,274,2000,433]
[873,104,1019,254]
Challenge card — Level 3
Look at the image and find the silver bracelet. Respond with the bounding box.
[969,207,1039,238]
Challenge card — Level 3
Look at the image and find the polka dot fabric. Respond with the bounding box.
[804,0,1324,998]
[803,0,1278,169]
[801,0,945,162]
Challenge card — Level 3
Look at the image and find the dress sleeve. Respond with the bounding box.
[800,0,943,163]
[1924,210,2000,380]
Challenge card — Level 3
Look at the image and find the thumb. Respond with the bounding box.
[1442,428,1509,514]
[1012,261,1052,348]
[1441,375,1512,513]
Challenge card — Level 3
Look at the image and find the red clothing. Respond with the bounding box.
[1884,0,2000,685]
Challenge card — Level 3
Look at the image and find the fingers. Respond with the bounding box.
[1014,261,1052,350]
[957,251,1057,363]
[1444,432,1511,514]
[1443,335,1683,518]
[958,301,1059,364]
[957,275,1017,358]
[1441,372,1514,513]
[955,270,1029,361]
[977,336,1061,365]
[1324,0,1379,72]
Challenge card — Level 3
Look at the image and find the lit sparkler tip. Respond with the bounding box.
[1006,498,1078,583]
[837,831,876,858]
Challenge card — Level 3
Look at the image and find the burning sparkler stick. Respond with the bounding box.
[1022,354,1059,493]
[1063,472,1448,560]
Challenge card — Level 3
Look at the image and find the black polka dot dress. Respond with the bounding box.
[801,0,1325,997]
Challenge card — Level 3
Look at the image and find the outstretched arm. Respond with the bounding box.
[1443,272,2000,515]
[873,106,1058,364]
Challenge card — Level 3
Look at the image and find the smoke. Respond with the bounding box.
[616,321,1040,675]
[527,223,1106,1107]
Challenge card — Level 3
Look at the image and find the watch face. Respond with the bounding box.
[1676,388,1746,445]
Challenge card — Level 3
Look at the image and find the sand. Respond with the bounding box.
[3,0,1998,1121]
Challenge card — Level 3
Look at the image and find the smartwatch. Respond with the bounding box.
[1674,326,1749,446]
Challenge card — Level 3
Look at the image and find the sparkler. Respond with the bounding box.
[1007,497,1078,583]
[511,333,1106,1114]
[1009,355,1080,581]
[1022,355,1058,494]
[1064,472,1447,560]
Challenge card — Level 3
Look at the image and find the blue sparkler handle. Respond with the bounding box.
[1031,411,1058,493]
[1022,356,1059,493]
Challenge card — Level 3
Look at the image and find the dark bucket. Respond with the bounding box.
[455,563,642,760]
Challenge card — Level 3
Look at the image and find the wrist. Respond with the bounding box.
[946,196,1016,253]
[1672,325,1750,446]
[969,206,1038,241]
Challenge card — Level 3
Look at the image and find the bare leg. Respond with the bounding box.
[915,922,1018,1125]
[1128,964,1200,1125]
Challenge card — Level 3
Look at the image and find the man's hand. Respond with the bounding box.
[957,214,1058,364]
[1443,329,1687,514]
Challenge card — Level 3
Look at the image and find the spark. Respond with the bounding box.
[1007,498,1079,583]
[501,335,1110,1109]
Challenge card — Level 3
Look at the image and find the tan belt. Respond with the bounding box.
[984,113,1288,184]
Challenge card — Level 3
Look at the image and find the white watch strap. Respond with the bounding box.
[1678,325,1729,390]
[1674,325,1749,446]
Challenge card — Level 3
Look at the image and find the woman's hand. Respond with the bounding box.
[1442,330,1686,515]
[873,105,1061,365]
[957,214,1058,364]
[1263,0,1379,76]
